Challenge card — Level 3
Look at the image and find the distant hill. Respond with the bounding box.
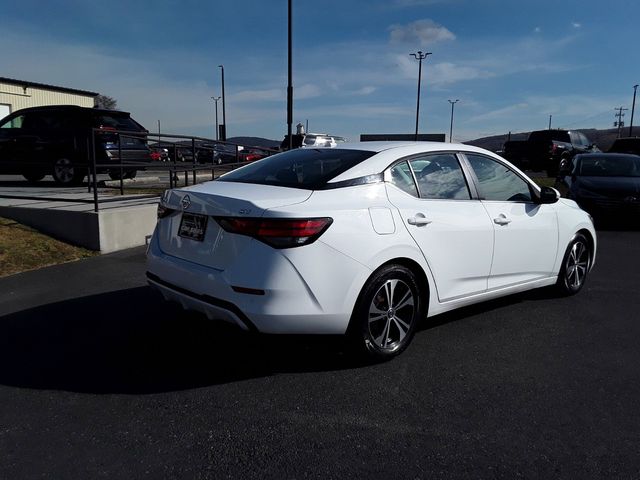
[228,136,280,149]
[466,128,633,152]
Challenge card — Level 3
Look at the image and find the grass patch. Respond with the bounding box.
[0,217,97,277]
[532,177,557,188]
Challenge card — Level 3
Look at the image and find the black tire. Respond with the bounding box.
[348,264,424,361]
[23,172,45,183]
[556,233,591,296]
[52,158,85,186]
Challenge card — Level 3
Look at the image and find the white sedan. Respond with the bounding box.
[147,142,596,360]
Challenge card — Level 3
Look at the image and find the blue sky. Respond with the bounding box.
[1,0,637,142]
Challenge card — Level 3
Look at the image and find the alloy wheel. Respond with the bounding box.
[565,240,589,289]
[367,279,415,352]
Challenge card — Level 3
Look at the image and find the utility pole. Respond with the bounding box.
[218,65,227,141]
[287,0,293,149]
[629,85,638,137]
[614,107,628,138]
[448,99,459,143]
[410,51,432,141]
[211,96,221,140]
[548,115,552,130]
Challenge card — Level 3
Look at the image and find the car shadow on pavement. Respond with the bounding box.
[0,284,570,394]
[0,286,360,394]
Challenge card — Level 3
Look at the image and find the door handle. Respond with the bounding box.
[493,214,512,226]
[407,215,432,226]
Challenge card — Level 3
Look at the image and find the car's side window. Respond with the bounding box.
[408,154,471,200]
[386,161,418,197]
[0,114,25,129]
[466,154,533,202]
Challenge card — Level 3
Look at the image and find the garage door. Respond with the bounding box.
[0,104,10,121]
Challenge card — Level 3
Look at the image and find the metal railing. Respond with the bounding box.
[0,129,279,212]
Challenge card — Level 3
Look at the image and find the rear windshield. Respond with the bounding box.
[217,148,375,189]
[579,155,640,177]
[609,139,640,153]
[93,114,144,132]
[529,130,570,143]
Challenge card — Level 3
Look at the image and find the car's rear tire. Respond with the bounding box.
[52,158,85,186]
[23,172,45,183]
[348,264,423,361]
[556,233,590,296]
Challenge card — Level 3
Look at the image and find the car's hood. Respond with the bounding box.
[575,176,640,197]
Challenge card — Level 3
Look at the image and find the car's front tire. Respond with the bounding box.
[349,264,424,361]
[556,233,590,295]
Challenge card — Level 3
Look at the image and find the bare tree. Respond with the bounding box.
[94,94,117,110]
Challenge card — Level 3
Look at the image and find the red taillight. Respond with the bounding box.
[215,217,332,248]
[98,125,117,132]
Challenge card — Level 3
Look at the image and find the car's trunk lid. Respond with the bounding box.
[157,181,312,270]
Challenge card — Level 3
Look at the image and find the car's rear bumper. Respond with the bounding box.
[146,231,368,335]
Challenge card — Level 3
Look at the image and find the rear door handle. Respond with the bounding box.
[493,214,512,226]
[407,214,432,226]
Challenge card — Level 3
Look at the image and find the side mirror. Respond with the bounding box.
[538,186,560,204]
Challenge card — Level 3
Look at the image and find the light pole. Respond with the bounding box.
[410,50,432,141]
[211,96,220,140]
[287,0,293,149]
[218,65,226,141]
[629,84,638,137]
[448,99,459,143]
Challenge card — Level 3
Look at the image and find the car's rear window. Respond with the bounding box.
[529,130,570,143]
[578,155,640,177]
[217,148,375,189]
[93,114,144,132]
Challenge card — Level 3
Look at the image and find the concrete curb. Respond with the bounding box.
[102,177,160,187]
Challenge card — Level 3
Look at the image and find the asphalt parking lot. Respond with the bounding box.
[0,230,639,479]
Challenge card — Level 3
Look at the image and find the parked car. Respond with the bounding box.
[147,142,596,360]
[280,133,347,150]
[555,152,640,222]
[502,129,598,176]
[150,145,170,162]
[0,105,150,185]
[240,147,268,163]
[608,137,640,155]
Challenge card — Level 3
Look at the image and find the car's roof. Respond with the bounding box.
[327,141,508,183]
[575,152,639,159]
[9,105,132,116]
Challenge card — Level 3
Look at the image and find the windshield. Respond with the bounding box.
[217,148,375,189]
[578,155,640,177]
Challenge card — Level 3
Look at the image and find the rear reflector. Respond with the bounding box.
[215,217,333,249]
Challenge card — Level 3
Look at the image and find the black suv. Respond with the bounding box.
[0,105,150,185]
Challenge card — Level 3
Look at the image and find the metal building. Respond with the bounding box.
[0,77,98,120]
